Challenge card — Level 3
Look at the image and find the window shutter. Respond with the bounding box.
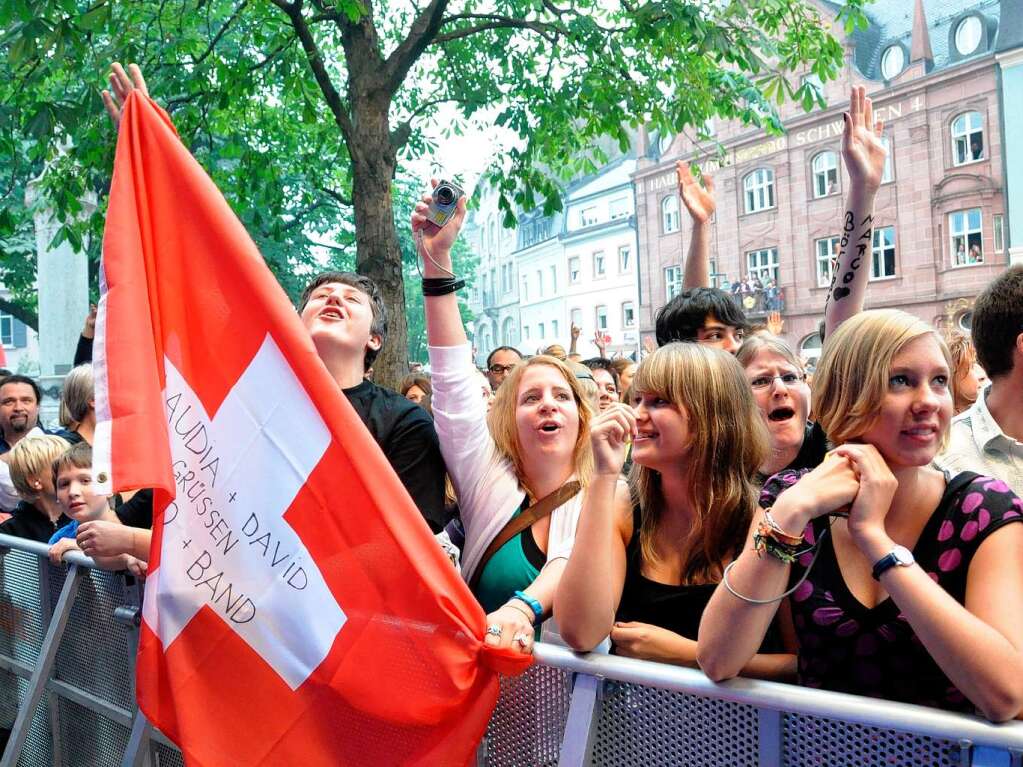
[12,319,27,348]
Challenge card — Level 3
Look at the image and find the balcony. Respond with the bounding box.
[726,285,785,320]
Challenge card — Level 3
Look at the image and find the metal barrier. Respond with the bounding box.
[3,531,1023,767]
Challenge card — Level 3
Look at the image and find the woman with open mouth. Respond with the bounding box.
[413,182,595,657]
[554,343,796,679]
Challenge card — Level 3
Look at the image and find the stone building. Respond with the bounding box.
[633,0,1021,362]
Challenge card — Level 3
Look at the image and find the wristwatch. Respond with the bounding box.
[871,545,914,581]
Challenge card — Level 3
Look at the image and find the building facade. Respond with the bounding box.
[633,0,1019,361]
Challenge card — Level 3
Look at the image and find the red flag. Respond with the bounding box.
[93,92,528,767]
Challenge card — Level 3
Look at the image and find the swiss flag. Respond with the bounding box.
[92,92,529,766]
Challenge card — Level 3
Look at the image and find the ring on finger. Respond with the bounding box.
[486,624,503,637]
[513,632,531,647]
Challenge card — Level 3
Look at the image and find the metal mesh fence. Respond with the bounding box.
[482,662,573,767]
[14,676,52,767]
[782,712,962,767]
[590,680,760,767]
[55,696,132,767]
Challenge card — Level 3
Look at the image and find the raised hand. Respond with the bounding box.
[571,323,581,341]
[767,311,784,336]
[676,161,716,224]
[592,329,608,356]
[410,179,468,269]
[842,85,887,192]
[102,63,149,129]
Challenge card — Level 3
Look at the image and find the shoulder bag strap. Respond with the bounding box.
[468,480,581,593]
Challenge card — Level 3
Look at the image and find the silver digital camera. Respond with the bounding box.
[425,180,464,227]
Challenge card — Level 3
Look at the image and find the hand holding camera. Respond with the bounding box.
[411,179,467,276]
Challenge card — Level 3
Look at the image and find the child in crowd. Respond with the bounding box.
[698,310,1023,721]
[47,443,148,574]
[0,435,72,542]
[555,343,795,679]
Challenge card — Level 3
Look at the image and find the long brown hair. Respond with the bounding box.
[629,343,767,584]
[488,355,594,496]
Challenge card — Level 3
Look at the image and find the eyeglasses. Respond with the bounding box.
[749,372,805,390]
[489,364,517,375]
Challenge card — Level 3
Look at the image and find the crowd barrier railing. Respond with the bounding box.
[3,531,1022,767]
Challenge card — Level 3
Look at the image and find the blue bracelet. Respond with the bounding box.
[511,590,544,622]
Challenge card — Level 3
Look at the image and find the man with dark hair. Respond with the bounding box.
[485,345,522,390]
[299,271,447,532]
[654,287,749,354]
[0,375,46,454]
[582,357,620,412]
[938,265,1023,494]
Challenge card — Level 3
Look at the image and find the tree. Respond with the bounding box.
[0,0,867,386]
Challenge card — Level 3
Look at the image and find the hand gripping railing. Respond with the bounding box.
[3,529,1023,767]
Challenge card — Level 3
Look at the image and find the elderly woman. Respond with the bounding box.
[414,182,594,655]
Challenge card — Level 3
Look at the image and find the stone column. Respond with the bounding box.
[26,179,94,425]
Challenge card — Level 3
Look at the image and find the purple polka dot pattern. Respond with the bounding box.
[759,470,1022,714]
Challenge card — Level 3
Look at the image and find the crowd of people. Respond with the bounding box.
[0,67,1021,752]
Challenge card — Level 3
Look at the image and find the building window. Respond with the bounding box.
[501,264,512,293]
[871,226,897,279]
[618,246,632,273]
[955,15,983,56]
[609,197,629,220]
[552,320,559,339]
[800,332,822,364]
[746,248,780,285]
[569,256,581,284]
[593,251,606,278]
[0,313,13,347]
[596,305,608,331]
[743,168,775,213]
[664,265,682,301]
[488,218,496,253]
[502,317,515,345]
[815,236,840,287]
[537,269,544,297]
[549,265,557,293]
[539,322,545,339]
[994,214,1005,252]
[571,308,582,329]
[880,135,894,183]
[521,274,529,302]
[950,208,983,265]
[580,206,599,227]
[523,325,530,340]
[622,301,636,328]
[661,196,680,233]
[951,112,984,166]
[812,151,839,198]
[880,44,905,80]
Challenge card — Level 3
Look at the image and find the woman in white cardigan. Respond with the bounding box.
[413,183,593,655]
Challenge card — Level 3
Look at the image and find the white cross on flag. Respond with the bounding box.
[93,92,529,766]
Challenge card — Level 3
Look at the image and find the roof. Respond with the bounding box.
[830,0,1008,80]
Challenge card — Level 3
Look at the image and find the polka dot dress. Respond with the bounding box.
[760,471,1022,712]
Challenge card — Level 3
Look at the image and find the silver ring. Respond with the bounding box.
[486,624,503,637]
[513,632,531,647]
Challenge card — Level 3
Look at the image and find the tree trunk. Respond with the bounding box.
[349,95,407,390]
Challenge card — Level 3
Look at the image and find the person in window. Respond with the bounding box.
[968,244,982,264]
[698,309,1023,721]
[956,242,967,265]
[414,181,594,655]
[971,137,984,161]
[555,343,795,679]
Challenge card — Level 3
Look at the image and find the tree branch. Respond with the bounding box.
[193,0,248,65]
[271,1,356,144]
[318,185,353,206]
[382,0,450,96]
[433,15,562,45]
[0,297,38,331]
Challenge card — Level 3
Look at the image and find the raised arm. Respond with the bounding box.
[677,162,716,289]
[412,182,469,348]
[102,63,149,128]
[555,404,636,650]
[824,86,887,338]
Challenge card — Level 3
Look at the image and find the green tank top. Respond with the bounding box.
[473,507,547,614]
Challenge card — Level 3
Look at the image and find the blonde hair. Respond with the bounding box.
[814,309,952,446]
[942,330,976,413]
[60,364,95,426]
[542,344,567,361]
[487,355,594,495]
[735,334,804,373]
[629,343,768,584]
[8,434,71,500]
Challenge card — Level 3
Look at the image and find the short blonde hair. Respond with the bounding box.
[814,309,952,446]
[736,334,803,373]
[8,434,71,500]
[487,355,594,495]
[630,343,767,582]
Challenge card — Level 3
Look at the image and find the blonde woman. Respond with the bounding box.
[698,310,1023,720]
[413,182,594,655]
[555,344,795,678]
[943,331,984,415]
